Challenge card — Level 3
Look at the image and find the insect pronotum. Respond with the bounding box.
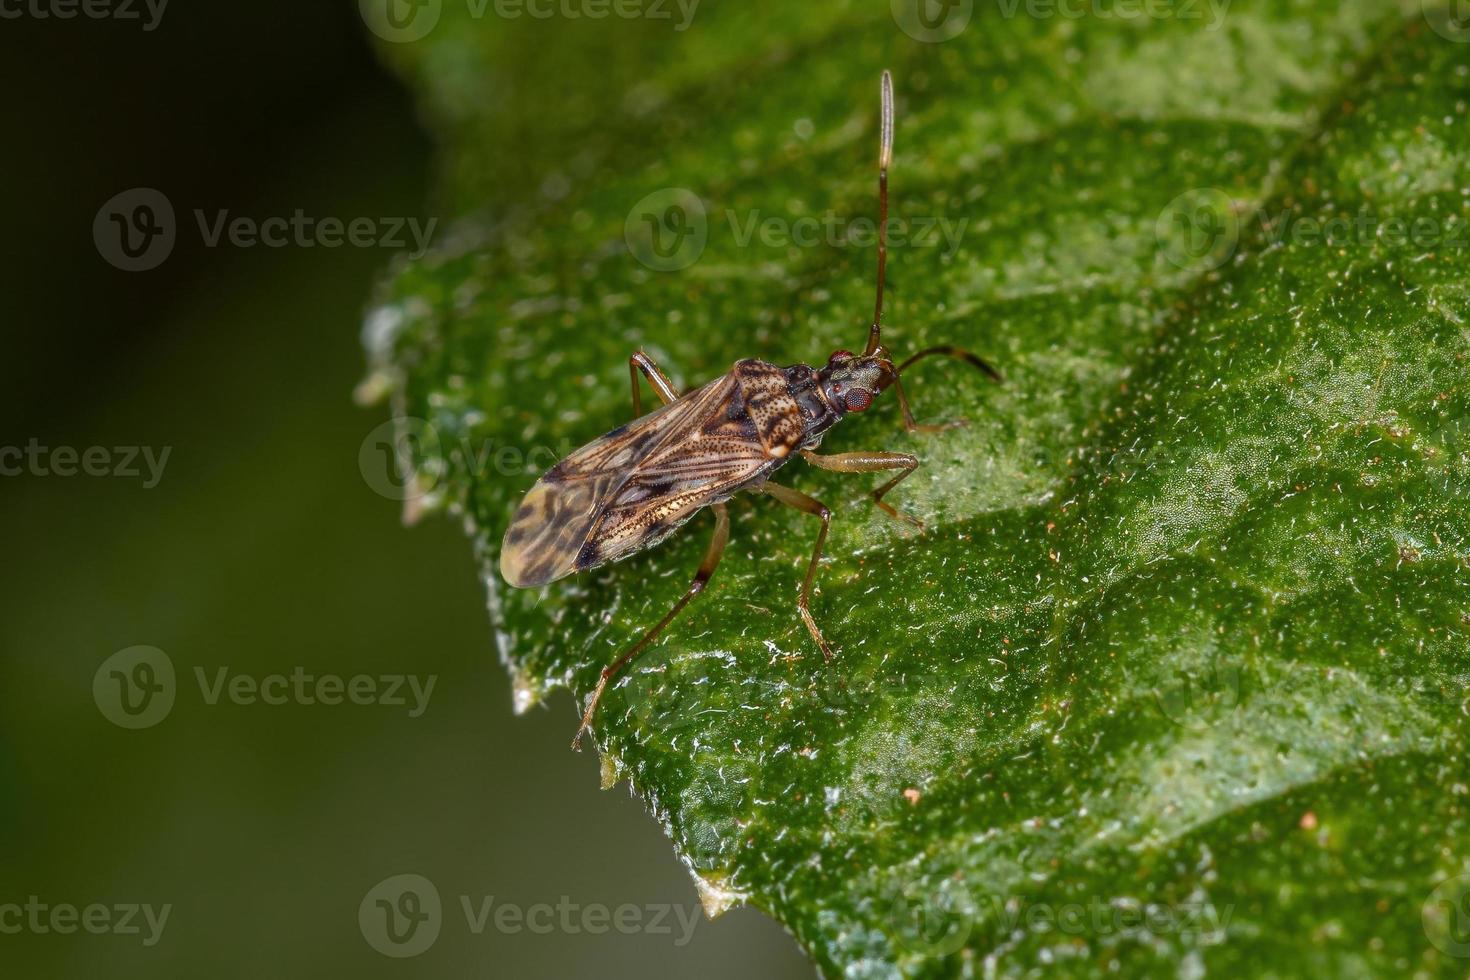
[500,71,1001,750]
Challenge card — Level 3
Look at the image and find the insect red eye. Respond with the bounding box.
[844,389,873,412]
[829,349,854,363]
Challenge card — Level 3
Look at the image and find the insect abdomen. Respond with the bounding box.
[500,371,770,588]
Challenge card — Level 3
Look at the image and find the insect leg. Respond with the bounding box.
[571,502,729,751]
[800,449,922,529]
[888,345,1002,433]
[629,350,680,418]
[759,482,835,662]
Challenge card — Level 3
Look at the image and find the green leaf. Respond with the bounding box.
[362,3,1470,975]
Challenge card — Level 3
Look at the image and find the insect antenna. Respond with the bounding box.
[863,69,894,358]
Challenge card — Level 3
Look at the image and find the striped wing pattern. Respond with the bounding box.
[500,373,775,588]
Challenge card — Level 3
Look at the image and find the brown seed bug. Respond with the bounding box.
[499,71,1001,750]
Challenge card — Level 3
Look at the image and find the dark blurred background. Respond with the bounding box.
[0,3,809,975]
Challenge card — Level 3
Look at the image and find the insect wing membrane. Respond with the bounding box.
[500,373,766,587]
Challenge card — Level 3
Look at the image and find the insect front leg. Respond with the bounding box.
[759,483,835,662]
[571,502,730,751]
[891,345,1003,433]
[629,350,680,418]
[800,449,922,529]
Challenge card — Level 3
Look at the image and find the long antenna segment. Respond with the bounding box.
[865,70,894,356]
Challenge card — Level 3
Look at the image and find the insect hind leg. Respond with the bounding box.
[760,482,835,662]
[629,351,680,418]
[572,502,729,751]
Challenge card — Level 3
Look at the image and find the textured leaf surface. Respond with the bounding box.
[362,3,1470,975]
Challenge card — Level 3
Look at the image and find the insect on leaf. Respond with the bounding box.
[362,3,1470,976]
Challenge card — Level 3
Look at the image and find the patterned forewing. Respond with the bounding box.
[585,421,770,571]
[499,373,772,587]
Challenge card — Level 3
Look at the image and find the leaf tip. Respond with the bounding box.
[353,370,395,407]
[509,667,542,715]
[690,870,749,920]
[598,750,622,790]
